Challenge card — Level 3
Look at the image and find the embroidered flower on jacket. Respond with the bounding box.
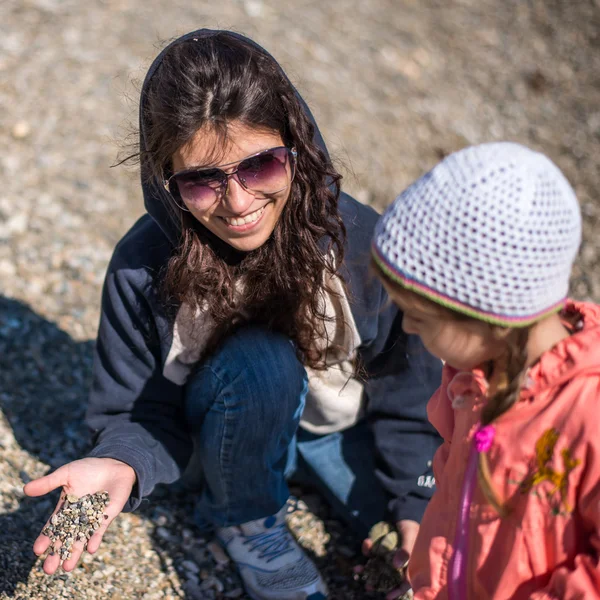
[519,428,581,514]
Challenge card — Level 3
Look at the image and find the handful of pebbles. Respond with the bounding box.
[357,521,412,597]
[41,491,110,561]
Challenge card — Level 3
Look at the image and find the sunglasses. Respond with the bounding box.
[164,146,297,209]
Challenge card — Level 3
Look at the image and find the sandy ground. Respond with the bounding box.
[1,0,599,598]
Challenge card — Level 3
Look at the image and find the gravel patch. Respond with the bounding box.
[1,0,599,598]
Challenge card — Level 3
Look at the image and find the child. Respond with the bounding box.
[371,142,600,599]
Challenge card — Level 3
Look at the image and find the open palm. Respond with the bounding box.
[24,457,136,574]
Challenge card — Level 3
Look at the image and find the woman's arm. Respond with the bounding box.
[85,230,191,511]
[364,305,444,525]
[24,219,191,572]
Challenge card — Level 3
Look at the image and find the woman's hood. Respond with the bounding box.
[138,28,330,245]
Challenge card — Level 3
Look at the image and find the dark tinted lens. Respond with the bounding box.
[237,148,290,193]
[172,168,226,205]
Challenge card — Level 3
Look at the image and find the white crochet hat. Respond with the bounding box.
[372,142,582,326]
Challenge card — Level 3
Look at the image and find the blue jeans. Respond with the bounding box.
[183,326,387,539]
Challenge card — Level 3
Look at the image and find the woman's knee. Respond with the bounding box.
[185,326,307,420]
[215,326,304,386]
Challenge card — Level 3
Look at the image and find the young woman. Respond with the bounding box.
[25,29,442,600]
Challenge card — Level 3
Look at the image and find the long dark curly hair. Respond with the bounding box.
[138,32,346,369]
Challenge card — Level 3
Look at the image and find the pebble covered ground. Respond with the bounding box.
[1,0,599,598]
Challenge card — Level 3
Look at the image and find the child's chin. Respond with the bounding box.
[444,358,479,371]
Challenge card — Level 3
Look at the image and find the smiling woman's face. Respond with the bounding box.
[171,121,292,253]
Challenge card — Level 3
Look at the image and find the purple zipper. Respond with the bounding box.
[448,440,478,600]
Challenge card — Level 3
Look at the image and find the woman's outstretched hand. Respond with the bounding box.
[23,457,136,574]
[358,519,419,600]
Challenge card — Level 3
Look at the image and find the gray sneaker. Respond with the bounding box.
[216,505,328,600]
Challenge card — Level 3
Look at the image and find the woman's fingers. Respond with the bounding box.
[85,532,104,555]
[85,513,114,554]
[85,484,129,554]
[61,539,87,572]
[33,492,67,556]
[43,554,61,574]
[67,484,127,556]
[23,467,66,498]
[35,495,113,569]
[33,534,51,557]
[42,540,62,575]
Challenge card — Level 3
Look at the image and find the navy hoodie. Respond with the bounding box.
[86,29,442,525]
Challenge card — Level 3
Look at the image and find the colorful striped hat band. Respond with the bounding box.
[372,142,581,328]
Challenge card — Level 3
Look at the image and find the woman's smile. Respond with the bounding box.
[218,202,268,231]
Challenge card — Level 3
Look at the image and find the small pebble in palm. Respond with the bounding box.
[41,491,110,561]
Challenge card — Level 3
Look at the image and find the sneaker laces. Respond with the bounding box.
[242,523,295,563]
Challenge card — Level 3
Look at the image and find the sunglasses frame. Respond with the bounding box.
[163,146,297,209]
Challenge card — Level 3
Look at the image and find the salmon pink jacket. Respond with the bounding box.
[409,301,600,599]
